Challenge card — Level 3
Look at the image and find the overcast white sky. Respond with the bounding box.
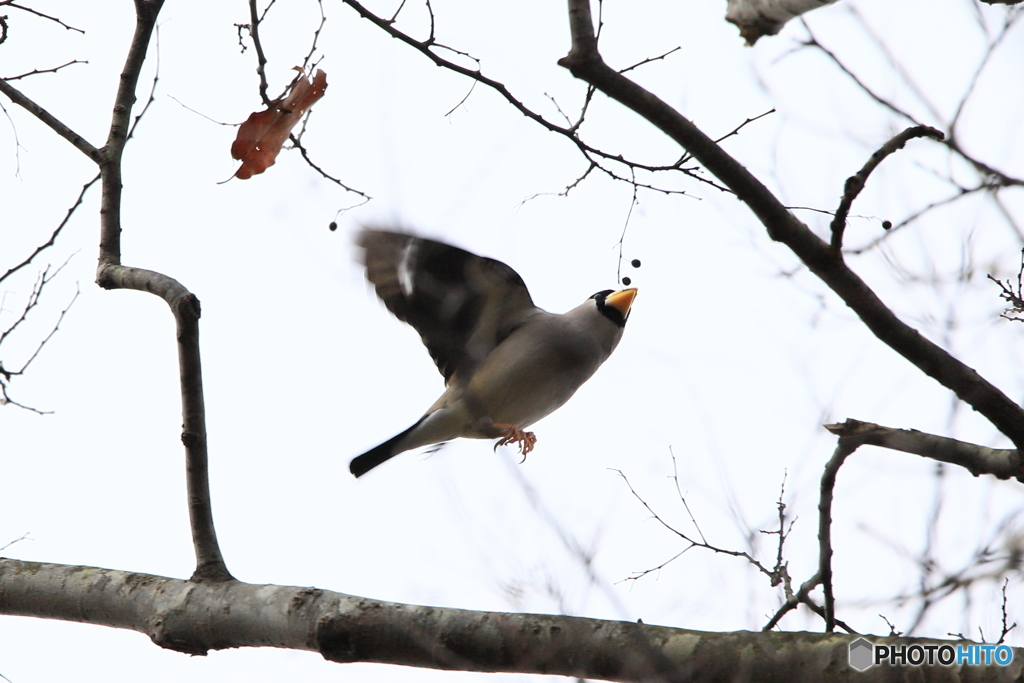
[2,0,1024,681]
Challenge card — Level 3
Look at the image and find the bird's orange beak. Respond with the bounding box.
[605,288,637,316]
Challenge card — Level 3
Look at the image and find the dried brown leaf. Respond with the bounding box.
[231,69,328,179]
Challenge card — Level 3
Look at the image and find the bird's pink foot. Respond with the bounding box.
[492,425,537,455]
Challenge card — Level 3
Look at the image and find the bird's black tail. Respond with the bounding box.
[349,418,424,477]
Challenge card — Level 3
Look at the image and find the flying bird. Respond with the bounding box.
[350,229,637,477]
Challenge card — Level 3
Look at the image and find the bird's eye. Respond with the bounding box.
[589,289,614,302]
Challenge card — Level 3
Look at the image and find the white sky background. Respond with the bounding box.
[2,0,1024,681]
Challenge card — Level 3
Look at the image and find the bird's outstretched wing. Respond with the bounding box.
[358,229,538,385]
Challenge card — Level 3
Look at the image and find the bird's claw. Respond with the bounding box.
[493,425,537,459]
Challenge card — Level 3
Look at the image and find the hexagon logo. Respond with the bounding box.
[849,637,874,671]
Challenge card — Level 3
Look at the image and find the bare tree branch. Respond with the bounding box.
[557,0,1024,452]
[817,417,1024,633]
[0,78,101,161]
[0,258,79,414]
[0,1,84,33]
[339,0,706,195]
[801,26,1024,193]
[245,0,272,106]
[989,249,1024,322]
[80,0,230,582]
[2,59,87,81]
[1,558,1000,681]
[0,173,99,286]
[0,533,31,554]
[824,418,1024,481]
[95,263,229,582]
[817,438,858,632]
[289,133,370,199]
[830,125,945,250]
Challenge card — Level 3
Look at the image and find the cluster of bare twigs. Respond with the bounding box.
[0,263,78,413]
[797,12,1024,254]
[339,0,730,201]
[989,249,1024,322]
[234,0,369,207]
[617,455,857,634]
[621,428,1024,638]
[0,172,96,412]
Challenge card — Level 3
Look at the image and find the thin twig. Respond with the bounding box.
[997,578,1017,644]
[289,134,370,199]
[615,169,639,286]
[818,439,858,632]
[2,59,87,81]
[300,0,327,73]
[0,255,75,347]
[614,467,780,584]
[126,25,160,142]
[0,174,98,287]
[0,532,31,553]
[989,248,1024,322]
[247,0,271,106]
[13,283,79,377]
[713,109,775,145]
[0,262,79,414]
[619,46,681,75]
[167,95,236,126]
[4,2,84,33]
[0,99,22,174]
[830,125,945,249]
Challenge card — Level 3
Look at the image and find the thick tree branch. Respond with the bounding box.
[2,558,1018,682]
[557,0,1024,452]
[97,0,163,265]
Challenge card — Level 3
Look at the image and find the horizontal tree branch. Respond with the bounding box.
[824,418,1024,481]
[0,558,1017,682]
